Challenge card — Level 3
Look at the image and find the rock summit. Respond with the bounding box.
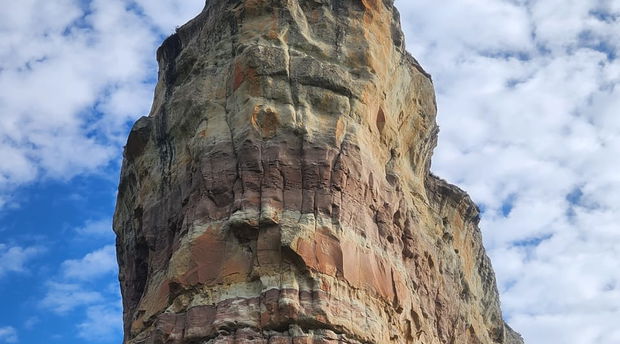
[114,1,524,343]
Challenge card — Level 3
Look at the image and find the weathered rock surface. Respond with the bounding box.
[114,1,523,343]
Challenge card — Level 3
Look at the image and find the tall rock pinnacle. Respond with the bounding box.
[114,1,523,343]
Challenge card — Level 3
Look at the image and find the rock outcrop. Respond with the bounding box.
[114,1,523,343]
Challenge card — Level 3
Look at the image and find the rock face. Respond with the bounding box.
[113,1,523,343]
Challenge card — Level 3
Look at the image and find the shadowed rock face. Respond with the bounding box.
[113,1,524,343]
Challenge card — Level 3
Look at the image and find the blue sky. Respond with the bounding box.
[0,1,619,343]
[0,1,205,343]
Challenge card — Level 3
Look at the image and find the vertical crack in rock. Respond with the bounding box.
[114,1,524,343]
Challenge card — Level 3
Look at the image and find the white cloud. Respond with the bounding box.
[0,0,202,341]
[61,245,117,280]
[0,327,17,343]
[0,0,204,202]
[23,317,39,331]
[41,282,103,314]
[77,304,123,342]
[132,0,204,33]
[0,244,42,277]
[0,0,617,343]
[396,0,620,342]
[42,244,122,341]
[75,218,113,238]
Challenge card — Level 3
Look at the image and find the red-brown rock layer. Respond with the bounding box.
[114,1,523,343]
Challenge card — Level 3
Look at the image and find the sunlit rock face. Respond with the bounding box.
[113,1,523,343]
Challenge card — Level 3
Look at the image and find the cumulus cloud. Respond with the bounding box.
[0,244,42,277]
[61,245,116,281]
[0,0,203,201]
[0,0,201,341]
[396,0,620,342]
[0,327,17,343]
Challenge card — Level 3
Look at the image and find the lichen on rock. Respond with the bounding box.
[113,1,523,343]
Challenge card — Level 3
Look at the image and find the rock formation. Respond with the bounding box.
[113,1,523,343]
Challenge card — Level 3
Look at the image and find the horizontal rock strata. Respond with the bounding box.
[114,1,524,343]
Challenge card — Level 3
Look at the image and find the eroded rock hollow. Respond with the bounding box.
[114,1,523,343]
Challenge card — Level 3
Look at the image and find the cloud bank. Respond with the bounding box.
[396,0,620,342]
[0,0,204,198]
[0,0,618,343]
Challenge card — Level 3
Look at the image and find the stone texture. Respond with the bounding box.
[113,1,523,343]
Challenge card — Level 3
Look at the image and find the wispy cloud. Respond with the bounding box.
[41,244,122,340]
[41,282,104,314]
[74,218,113,238]
[0,244,43,277]
[0,327,17,344]
[77,303,123,342]
[23,317,39,331]
[42,244,117,314]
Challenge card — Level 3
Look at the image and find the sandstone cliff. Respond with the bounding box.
[114,1,523,343]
